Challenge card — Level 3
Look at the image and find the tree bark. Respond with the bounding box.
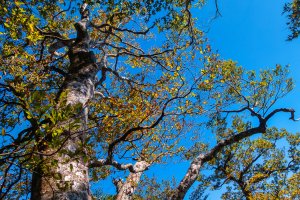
[115,161,149,200]
[31,4,97,200]
[31,139,91,200]
[170,155,205,200]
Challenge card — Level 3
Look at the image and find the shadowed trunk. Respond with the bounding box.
[31,4,98,200]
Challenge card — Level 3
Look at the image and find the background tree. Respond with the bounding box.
[169,64,299,199]
[190,128,300,200]
[0,1,299,200]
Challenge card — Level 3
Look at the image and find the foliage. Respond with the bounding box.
[0,0,298,199]
[190,128,300,200]
[135,175,178,199]
[185,64,297,200]
[284,0,300,40]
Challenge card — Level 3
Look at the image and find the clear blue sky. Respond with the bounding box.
[203,0,300,133]
[97,1,300,199]
[175,0,300,199]
[191,0,300,198]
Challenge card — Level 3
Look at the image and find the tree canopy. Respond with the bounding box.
[0,0,299,200]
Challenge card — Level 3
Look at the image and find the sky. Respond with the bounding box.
[96,0,300,199]
[188,0,300,198]
[71,0,300,199]
[203,0,300,133]
[157,0,300,199]
[99,1,300,199]
[1,1,299,199]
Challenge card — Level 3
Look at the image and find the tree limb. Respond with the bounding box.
[170,107,297,199]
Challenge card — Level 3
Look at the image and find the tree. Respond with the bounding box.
[0,1,298,200]
[190,128,300,200]
[169,65,298,199]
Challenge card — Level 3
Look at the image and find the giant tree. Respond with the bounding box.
[0,1,298,200]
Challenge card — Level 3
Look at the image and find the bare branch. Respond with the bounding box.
[91,22,155,35]
[89,159,149,173]
[265,108,298,121]
[52,1,72,20]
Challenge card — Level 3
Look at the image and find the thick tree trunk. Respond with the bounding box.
[31,5,97,200]
[31,138,91,200]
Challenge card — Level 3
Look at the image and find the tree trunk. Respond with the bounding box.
[30,138,91,200]
[115,161,149,200]
[170,155,204,200]
[31,5,98,200]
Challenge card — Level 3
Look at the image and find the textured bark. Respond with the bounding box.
[31,139,91,200]
[115,161,149,200]
[31,4,97,200]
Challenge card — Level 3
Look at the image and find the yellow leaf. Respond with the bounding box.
[259,81,268,87]
[28,23,35,33]
[15,1,24,7]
